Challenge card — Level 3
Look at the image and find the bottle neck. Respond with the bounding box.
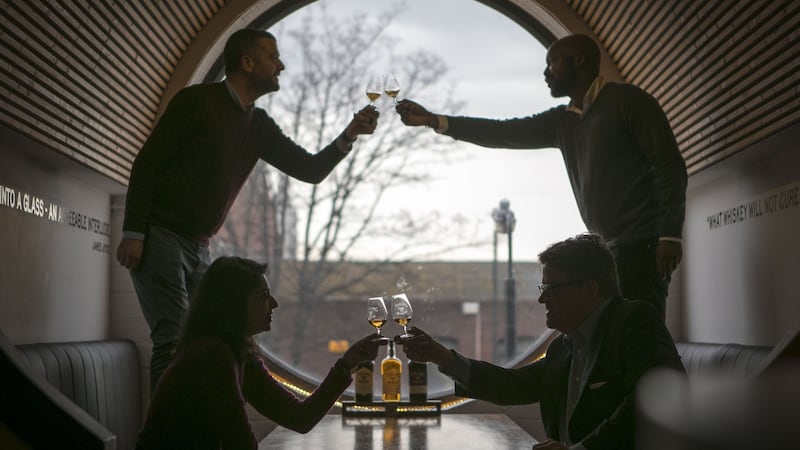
[387,340,396,358]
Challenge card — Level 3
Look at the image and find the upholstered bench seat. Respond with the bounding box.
[675,341,772,378]
[16,340,142,450]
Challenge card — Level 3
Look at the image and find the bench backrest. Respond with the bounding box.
[675,341,772,378]
[16,340,142,450]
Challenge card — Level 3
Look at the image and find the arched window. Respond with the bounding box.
[206,0,584,407]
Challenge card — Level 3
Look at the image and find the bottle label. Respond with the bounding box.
[354,365,373,397]
[382,362,401,401]
[382,342,402,402]
[408,362,427,397]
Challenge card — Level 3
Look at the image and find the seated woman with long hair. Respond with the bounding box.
[136,256,380,449]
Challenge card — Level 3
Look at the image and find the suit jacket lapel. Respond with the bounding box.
[541,336,572,440]
[570,296,621,424]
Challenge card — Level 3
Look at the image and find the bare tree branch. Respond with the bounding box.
[213,4,481,364]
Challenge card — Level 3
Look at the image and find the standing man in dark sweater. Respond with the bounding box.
[117,28,379,391]
[396,34,687,321]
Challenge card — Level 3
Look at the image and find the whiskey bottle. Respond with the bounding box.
[381,340,401,402]
[408,359,427,402]
[354,360,374,404]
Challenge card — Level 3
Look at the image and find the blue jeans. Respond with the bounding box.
[610,238,670,321]
[130,225,211,392]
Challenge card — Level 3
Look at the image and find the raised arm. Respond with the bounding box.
[260,105,379,184]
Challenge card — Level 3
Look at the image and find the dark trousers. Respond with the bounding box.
[130,225,211,392]
[610,238,670,321]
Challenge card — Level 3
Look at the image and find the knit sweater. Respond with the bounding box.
[444,82,687,245]
[123,82,348,244]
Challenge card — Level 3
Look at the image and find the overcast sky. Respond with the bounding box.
[277,0,585,262]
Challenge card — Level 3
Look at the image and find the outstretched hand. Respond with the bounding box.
[395,100,438,128]
[395,327,454,368]
[344,106,380,141]
[342,333,381,370]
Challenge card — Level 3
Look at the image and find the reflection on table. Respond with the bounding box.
[259,413,537,450]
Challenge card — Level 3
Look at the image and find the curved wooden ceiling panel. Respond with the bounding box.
[566,0,800,174]
[0,0,226,184]
[0,0,797,184]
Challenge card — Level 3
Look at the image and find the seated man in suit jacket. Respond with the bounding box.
[398,233,685,450]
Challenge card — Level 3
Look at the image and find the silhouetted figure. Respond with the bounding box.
[398,234,684,450]
[117,28,379,390]
[136,256,380,449]
[397,34,687,320]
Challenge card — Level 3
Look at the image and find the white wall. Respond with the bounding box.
[0,125,121,344]
[682,123,800,345]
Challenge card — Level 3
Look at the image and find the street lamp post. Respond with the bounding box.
[492,199,516,361]
[492,230,498,361]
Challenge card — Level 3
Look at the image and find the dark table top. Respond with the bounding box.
[259,413,537,449]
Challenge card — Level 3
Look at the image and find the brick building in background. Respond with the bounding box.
[258,260,547,385]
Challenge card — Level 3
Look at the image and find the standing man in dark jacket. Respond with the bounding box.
[399,234,685,450]
[396,34,687,320]
[117,28,379,391]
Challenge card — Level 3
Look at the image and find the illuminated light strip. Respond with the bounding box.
[395,405,440,413]
[441,397,471,410]
[346,404,384,413]
[344,404,441,413]
[530,350,547,363]
[271,372,345,408]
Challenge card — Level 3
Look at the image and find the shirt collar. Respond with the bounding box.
[568,297,611,349]
[224,78,253,112]
[566,75,606,116]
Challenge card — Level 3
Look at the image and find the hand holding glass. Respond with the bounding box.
[383,74,400,105]
[391,293,413,338]
[367,296,389,342]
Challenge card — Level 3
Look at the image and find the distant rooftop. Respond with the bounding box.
[275,260,543,303]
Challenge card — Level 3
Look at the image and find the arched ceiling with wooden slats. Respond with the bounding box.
[565,0,800,174]
[1,0,798,186]
[0,0,228,185]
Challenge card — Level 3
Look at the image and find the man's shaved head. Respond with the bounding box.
[550,34,601,76]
